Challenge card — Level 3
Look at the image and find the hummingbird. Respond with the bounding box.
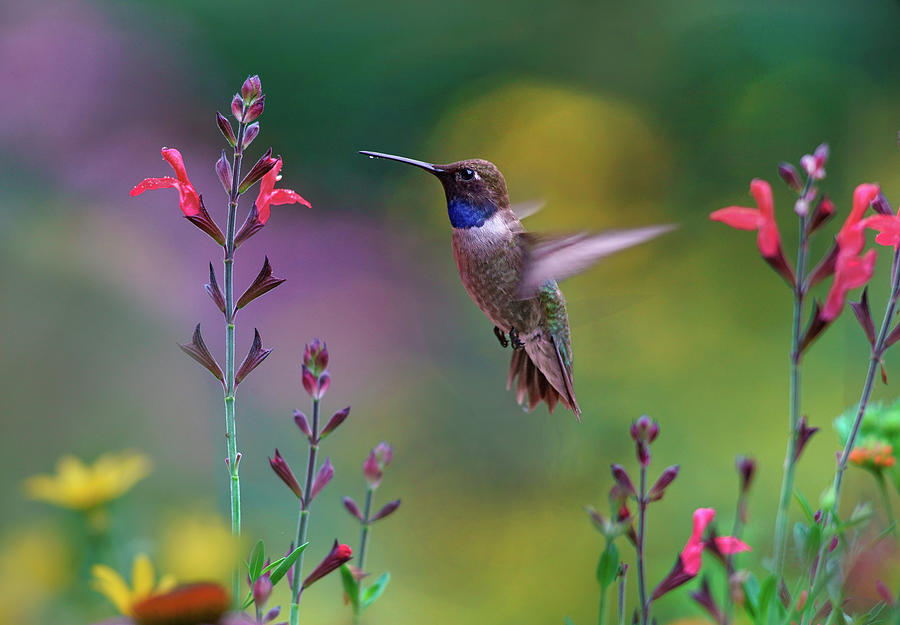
[360,151,672,420]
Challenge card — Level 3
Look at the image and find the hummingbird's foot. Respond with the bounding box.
[493,326,509,348]
[509,327,525,350]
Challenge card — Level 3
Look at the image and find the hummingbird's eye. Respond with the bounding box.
[458,167,475,181]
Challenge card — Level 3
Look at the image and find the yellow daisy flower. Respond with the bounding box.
[25,451,152,510]
[91,553,176,616]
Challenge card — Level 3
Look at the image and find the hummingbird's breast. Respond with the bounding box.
[451,211,541,332]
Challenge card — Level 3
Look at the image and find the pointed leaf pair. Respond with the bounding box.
[235,329,272,384]
[269,543,308,586]
[236,256,286,311]
[179,324,224,384]
[248,540,266,581]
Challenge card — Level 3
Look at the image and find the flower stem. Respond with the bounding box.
[290,398,320,625]
[225,120,247,601]
[358,486,375,571]
[616,567,627,625]
[598,584,608,625]
[636,465,649,625]
[875,472,896,529]
[773,209,809,579]
[804,245,900,621]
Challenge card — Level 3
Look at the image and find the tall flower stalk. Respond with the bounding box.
[130,74,310,600]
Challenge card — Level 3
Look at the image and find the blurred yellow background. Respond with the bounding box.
[2,0,900,623]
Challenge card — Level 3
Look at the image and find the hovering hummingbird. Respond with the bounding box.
[360,151,672,420]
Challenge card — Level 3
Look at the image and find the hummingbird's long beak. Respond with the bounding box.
[359,150,444,174]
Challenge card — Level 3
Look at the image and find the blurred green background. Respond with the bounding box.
[2,0,900,623]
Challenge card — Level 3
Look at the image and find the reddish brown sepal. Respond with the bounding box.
[269,449,303,499]
[764,245,796,287]
[131,582,230,625]
[850,288,876,347]
[231,94,243,120]
[236,256,285,311]
[690,577,724,625]
[216,112,236,147]
[205,263,226,314]
[808,196,836,234]
[651,556,693,600]
[797,301,830,356]
[793,416,819,462]
[241,75,262,103]
[735,455,756,495]
[806,241,839,288]
[371,499,401,522]
[885,321,900,350]
[309,457,334,502]
[648,465,679,502]
[178,324,224,384]
[873,192,893,216]
[343,496,364,521]
[235,204,265,249]
[320,406,350,439]
[184,196,225,247]
[235,329,272,385]
[238,148,277,194]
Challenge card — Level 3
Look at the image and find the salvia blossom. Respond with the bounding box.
[652,508,750,599]
[710,179,793,284]
[821,184,881,321]
[255,158,311,224]
[130,148,201,217]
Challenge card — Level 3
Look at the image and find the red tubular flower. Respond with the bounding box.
[130,148,202,217]
[710,179,794,284]
[710,179,780,257]
[822,184,881,321]
[302,541,352,589]
[255,158,311,224]
[652,508,749,600]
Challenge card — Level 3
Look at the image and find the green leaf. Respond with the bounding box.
[340,564,360,614]
[596,542,619,588]
[757,574,777,622]
[361,572,390,609]
[241,589,254,610]
[270,543,308,586]
[249,539,265,581]
[261,557,286,575]
[793,491,816,524]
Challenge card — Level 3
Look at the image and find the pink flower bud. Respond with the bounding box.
[302,339,329,374]
[371,499,401,522]
[309,457,334,502]
[321,406,350,438]
[244,95,265,123]
[648,465,679,501]
[231,93,244,121]
[269,449,303,499]
[777,162,802,192]
[252,575,272,607]
[363,442,394,487]
[343,496,364,521]
[216,112,236,147]
[735,456,756,495]
[610,464,636,497]
[242,122,260,149]
[294,410,312,440]
[215,150,232,193]
[241,75,262,103]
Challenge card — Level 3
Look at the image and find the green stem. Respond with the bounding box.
[353,486,376,624]
[773,206,809,580]
[290,398,320,625]
[225,119,247,601]
[616,567,627,625]
[875,472,896,529]
[636,465,649,625]
[598,584,607,625]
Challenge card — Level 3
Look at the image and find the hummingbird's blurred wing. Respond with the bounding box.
[510,199,545,220]
[517,224,675,298]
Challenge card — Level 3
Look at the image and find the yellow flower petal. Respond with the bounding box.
[131,553,155,599]
[91,564,134,616]
[157,574,177,594]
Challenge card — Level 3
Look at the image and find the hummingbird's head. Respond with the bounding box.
[359,151,509,229]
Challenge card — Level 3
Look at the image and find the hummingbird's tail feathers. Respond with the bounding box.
[507,334,581,420]
[517,224,676,299]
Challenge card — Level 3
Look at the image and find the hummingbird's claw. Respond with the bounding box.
[493,326,509,349]
[509,327,525,350]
